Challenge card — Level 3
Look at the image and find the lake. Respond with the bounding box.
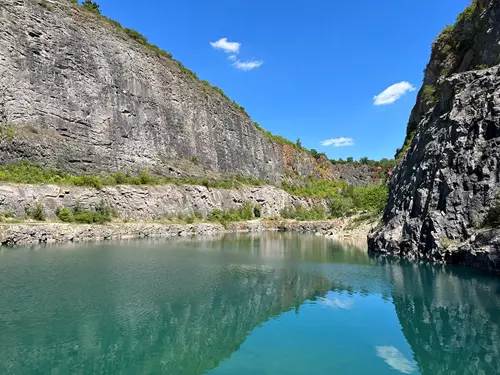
[0,232,499,374]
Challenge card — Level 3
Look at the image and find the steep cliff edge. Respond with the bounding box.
[369,0,500,272]
[0,0,369,184]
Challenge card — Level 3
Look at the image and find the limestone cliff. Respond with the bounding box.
[369,0,500,272]
[0,0,377,186]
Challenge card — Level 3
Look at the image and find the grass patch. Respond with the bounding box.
[0,161,267,189]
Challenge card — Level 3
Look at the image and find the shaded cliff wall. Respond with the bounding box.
[375,257,500,375]
[369,0,500,270]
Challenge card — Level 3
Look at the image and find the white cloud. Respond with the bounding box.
[320,137,354,147]
[210,38,241,54]
[233,60,264,71]
[228,55,237,61]
[373,81,416,105]
[376,346,417,374]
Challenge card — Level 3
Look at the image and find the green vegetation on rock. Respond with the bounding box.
[280,205,327,221]
[281,179,388,219]
[206,202,261,227]
[56,201,118,224]
[395,131,415,161]
[422,85,438,105]
[0,161,265,190]
[25,202,46,221]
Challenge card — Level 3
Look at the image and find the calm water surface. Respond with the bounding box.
[1,233,499,374]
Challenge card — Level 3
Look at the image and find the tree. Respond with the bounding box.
[82,0,100,14]
[310,149,320,159]
[296,138,302,148]
[346,157,354,163]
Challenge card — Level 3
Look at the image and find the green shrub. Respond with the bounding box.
[395,131,415,161]
[82,0,100,14]
[56,200,117,224]
[72,175,103,190]
[113,171,127,184]
[253,205,262,218]
[206,201,260,226]
[280,204,327,221]
[25,202,45,221]
[55,207,73,222]
[351,185,388,212]
[138,171,154,184]
[457,2,477,23]
[328,196,354,218]
[124,28,148,45]
[422,85,438,105]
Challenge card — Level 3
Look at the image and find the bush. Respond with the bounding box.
[351,185,388,213]
[81,0,100,14]
[55,207,73,222]
[206,201,260,226]
[124,28,148,45]
[280,205,327,221]
[72,175,103,190]
[253,204,262,218]
[56,201,118,224]
[328,197,354,218]
[422,85,438,105]
[457,2,477,23]
[25,202,45,221]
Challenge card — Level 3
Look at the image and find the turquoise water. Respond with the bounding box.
[0,233,499,374]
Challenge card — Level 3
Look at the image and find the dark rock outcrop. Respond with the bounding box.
[369,0,500,272]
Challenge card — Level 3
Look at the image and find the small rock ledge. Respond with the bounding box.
[0,218,373,247]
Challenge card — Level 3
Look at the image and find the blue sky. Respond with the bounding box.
[98,0,469,160]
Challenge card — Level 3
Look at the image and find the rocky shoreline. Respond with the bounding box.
[0,217,374,247]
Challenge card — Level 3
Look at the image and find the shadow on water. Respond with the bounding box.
[1,232,500,374]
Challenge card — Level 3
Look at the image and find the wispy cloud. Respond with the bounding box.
[228,55,237,61]
[320,137,354,147]
[373,81,416,105]
[376,346,417,374]
[210,38,241,54]
[233,60,264,71]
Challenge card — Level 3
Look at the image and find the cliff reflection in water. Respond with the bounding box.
[0,234,334,374]
[375,256,500,375]
[2,233,500,374]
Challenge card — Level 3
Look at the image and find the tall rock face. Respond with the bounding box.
[369,0,500,272]
[0,0,344,184]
